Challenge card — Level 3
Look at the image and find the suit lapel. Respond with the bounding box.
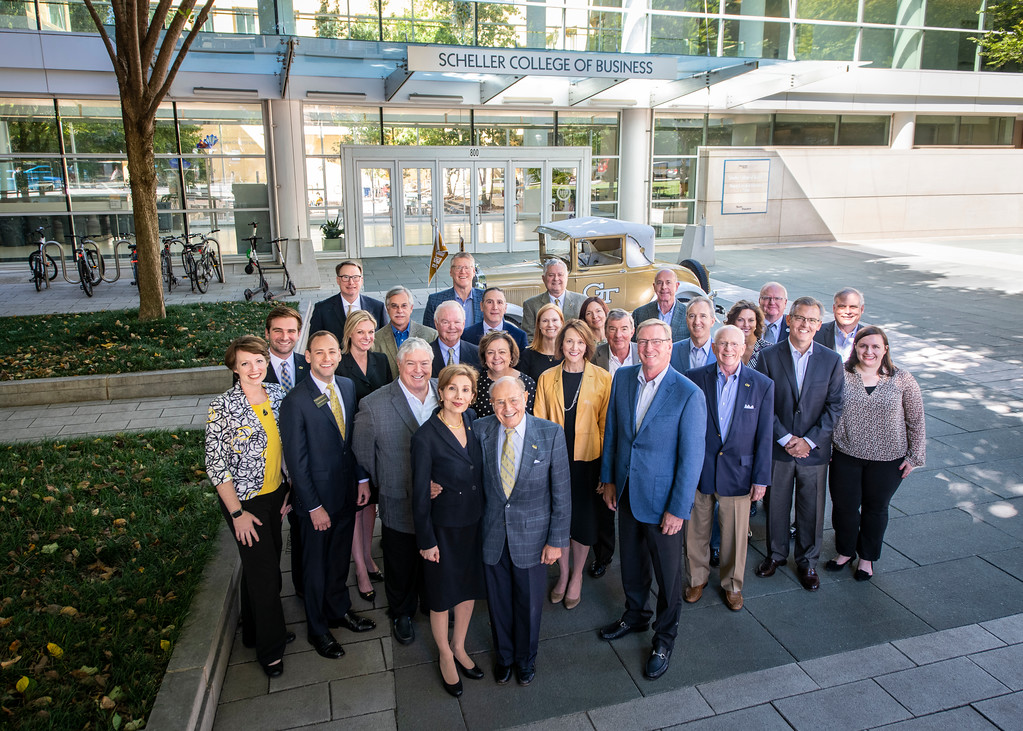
[636,370,675,437]
[309,377,342,436]
[701,369,719,437]
[389,382,421,434]
[433,414,473,464]
[775,345,799,401]
[515,417,537,486]
[797,347,821,406]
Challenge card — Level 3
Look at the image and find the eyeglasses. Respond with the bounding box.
[790,315,821,326]
[637,338,671,347]
[338,274,363,282]
[452,266,473,273]
[760,296,785,302]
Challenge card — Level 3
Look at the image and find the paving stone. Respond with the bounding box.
[588,686,712,730]
[510,713,595,731]
[696,663,817,715]
[979,612,1023,645]
[889,469,1002,516]
[873,706,998,730]
[29,412,100,427]
[773,678,911,731]
[329,671,395,719]
[934,428,1023,463]
[269,639,386,693]
[893,625,1005,665]
[743,579,930,661]
[923,414,966,438]
[666,703,792,730]
[972,690,1023,729]
[874,556,1023,630]
[876,656,1009,716]
[951,459,1023,500]
[392,663,466,731]
[213,682,331,731]
[219,661,268,703]
[285,713,395,731]
[883,510,1020,565]
[963,497,1023,540]
[799,643,915,688]
[969,644,1023,691]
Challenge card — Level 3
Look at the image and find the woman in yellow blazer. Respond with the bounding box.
[534,318,612,610]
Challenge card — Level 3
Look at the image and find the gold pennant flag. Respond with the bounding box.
[428,226,448,284]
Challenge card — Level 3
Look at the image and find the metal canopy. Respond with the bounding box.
[649,61,759,107]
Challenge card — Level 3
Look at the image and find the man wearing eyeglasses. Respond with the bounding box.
[759,282,789,345]
[597,319,706,680]
[422,252,484,330]
[309,260,388,347]
[754,297,844,592]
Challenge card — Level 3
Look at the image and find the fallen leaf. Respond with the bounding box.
[46,642,63,658]
[16,676,29,693]
[100,696,116,710]
[41,543,58,554]
[160,639,171,652]
[1,654,21,669]
[60,606,78,617]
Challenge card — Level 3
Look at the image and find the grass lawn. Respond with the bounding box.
[0,301,298,381]
[0,429,220,730]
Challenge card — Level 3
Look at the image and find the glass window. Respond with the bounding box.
[592,157,618,203]
[722,18,791,59]
[860,27,895,68]
[303,105,382,153]
[773,114,837,145]
[383,108,471,145]
[706,114,772,147]
[794,23,856,61]
[925,0,984,30]
[174,103,267,155]
[474,110,553,147]
[651,200,694,239]
[921,29,979,71]
[0,0,39,29]
[65,158,130,211]
[557,111,619,155]
[837,115,890,145]
[651,158,693,200]
[796,0,857,22]
[653,115,705,156]
[0,99,59,154]
[914,115,957,145]
[0,215,73,251]
[958,116,1013,145]
[0,158,64,210]
[862,0,897,24]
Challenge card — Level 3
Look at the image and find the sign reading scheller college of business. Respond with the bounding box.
[408,46,677,80]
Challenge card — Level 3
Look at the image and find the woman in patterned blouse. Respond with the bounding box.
[824,326,926,581]
[725,300,770,369]
[205,336,291,677]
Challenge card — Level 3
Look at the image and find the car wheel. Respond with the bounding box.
[680,258,710,293]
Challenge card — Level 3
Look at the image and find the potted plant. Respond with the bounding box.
[321,214,344,251]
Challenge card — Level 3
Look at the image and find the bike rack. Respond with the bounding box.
[95,239,127,283]
[43,241,78,284]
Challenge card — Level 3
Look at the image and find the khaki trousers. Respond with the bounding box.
[685,491,751,593]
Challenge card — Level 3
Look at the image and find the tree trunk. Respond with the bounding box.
[122,102,166,321]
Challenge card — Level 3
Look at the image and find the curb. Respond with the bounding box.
[0,366,232,406]
[147,525,240,731]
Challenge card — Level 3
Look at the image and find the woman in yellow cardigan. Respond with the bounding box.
[534,319,612,610]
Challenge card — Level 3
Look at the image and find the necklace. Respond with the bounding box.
[438,413,463,430]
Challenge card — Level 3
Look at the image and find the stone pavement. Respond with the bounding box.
[2,237,1023,729]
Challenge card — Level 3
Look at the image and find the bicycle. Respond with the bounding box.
[27,227,58,291]
[186,229,224,284]
[181,240,208,293]
[68,235,104,297]
[160,235,180,293]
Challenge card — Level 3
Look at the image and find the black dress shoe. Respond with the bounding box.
[392,615,415,645]
[755,558,784,577]
[789,523,797,539]
[824,555,855,572]
[456,658,485,680]
[261,659,284,678]
[798,566,820,591]
[358,589,376,602]
[599,618,649,641]
[368,570,384,583]
[516,664,535,686]
[749,501,757,517]
[330,611,376,633]
[494,663,513,684]
[588,560,609,579]
[285,631,296,644]
[440,662,463,697]
[309,632,344,659]
[854,568,873,582]
[709,548,720,567]
[644,646,672,680]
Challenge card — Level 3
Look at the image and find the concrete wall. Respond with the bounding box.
[697,147,1023,245]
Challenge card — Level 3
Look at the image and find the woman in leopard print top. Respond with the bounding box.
[824,326,925,582]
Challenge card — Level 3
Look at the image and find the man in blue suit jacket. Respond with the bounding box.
[308,260,388,347]
[280,330,376,660]
[669,295,717,375]
[684,326,774,612]
[598,319,707,680]
[476,376,570,687]
[461,286,529,352]
[754,297,844,593]
[422,252,484,330]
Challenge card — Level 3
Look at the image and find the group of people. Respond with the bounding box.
[204,253,926,691]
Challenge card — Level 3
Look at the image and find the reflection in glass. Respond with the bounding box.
[653,115,705,156]
[773,114,837,145]
[0,215,72,255]
[0,99,59,154]
[441,166,471,250]
[837,116,890,145]
[514,167,542,247]
[477,166,506,250]
[384,108,470,146]
[557,111,620,155]
[794,23,855,61]
[360,167,393,250]
[651,158,692,200]
[652,200,694,239]
[706,114,772,147]
[551,166,577,221]
[592,158,619,204]
[402,166,433,249]
[0,158,64,208]
[303,105,382,154]
[921,29,979,71]
[474,110,554,147]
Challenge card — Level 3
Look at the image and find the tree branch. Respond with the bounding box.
[80,0,119,74]
[141,0,175,70]
[125,0,145,99]
[148,0,215,118]
[148,0,197,97]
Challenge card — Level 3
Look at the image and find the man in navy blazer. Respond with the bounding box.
[422,252,484,330]
[669,295,717,375]
[476,376,570,687]
[598,318,707,680]
[759,281,789,345]
[684,326,774,612]
[813,287,867,363]
[754,297,844,592]
[430,300,482,377]
[461,286,528,352]
[308,260,388,346]
[280,330,376,660]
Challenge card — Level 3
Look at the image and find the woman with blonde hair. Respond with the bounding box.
[518,302,565,382]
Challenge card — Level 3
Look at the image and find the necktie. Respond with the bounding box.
[280,361,292,393]
[500,427,516,498]
[327,383,346,440]
[555,296,562,310]
[767,322,777,342]
[446,347,454,366]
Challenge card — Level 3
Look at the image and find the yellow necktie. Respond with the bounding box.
[500,427,516,498]
[327,383,346,440]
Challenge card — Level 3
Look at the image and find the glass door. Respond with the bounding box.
[513,165,543,250]
[439,165,473,253]
[475,165,507,253]
[399,164,434,255]
[551,164,579,221]
[356,163,397,256]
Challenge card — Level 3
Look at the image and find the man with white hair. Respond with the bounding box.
[430,300,481,376]
[521,259,587,341]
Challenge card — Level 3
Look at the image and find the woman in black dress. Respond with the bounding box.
[336,310,391,603]
[472,330,536,417]
[412,364,486,698]
[518,302,564,382]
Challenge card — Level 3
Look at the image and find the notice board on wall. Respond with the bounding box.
[721,159,770,215]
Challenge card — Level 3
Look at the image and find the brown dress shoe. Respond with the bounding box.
[684,583,706,604]
[724,591,744,611]
[755,558,784,577]
[798,566,820,592]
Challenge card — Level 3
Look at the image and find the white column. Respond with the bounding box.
[269,98,321,289]
[890,112,916,149]
[893,0,926,70]
[621,0,649,54]
[619,108,651,224]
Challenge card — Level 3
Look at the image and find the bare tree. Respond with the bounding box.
[82,0,215,319]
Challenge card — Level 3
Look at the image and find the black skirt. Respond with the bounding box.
[421,521,486,612]
[568,459,602,546]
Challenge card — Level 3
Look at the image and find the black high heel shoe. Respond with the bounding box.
[358,588,375,602]
[824,553,856,572]
[441,662,463,697]
[456,657,485,680]
[368,570,384,583]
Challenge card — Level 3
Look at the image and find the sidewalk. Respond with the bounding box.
[3,237,1023,729]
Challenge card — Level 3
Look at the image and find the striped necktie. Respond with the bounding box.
[500,427,516,498]
[279,361,293,393]
[327,383,346,440]
[447,346,455,366]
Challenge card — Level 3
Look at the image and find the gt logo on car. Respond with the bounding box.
[583,282,620,303]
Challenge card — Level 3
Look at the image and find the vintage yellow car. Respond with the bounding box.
[479,216,711,321]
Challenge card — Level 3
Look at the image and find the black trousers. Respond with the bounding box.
[767,460,827,569]
[286,486,305,594]
[593,501,617,566]
[483,541,546,669]
[617,487,684,651]
[220,488,287,667]
[381,525,422,620]
[301,508,356,638]
[829,448,904,561]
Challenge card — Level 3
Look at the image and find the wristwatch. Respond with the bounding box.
[230,508,243,519]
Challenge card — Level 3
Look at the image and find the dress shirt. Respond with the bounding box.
[453,290,477,326]
[439,340,461,365]
[716,367,740,441]
[689,341,712,370]
[269,352,296,384]
[397,378,438,426]
[549,293,565,310]
[635,365,670,430]
[657,302,677,325]
[497,417,527,480]
[342,295,363,318]
[608,347,634,378]
[834,325,858,363]
[778,340,818,451]
[764,318,783,343]
[391,324,411,349]
[482,321,504,336]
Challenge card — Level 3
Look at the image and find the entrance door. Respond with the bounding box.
[356,163,397,256]
[439,162,508,254]
[399,164,434,256]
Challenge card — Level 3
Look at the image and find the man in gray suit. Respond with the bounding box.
[476,376,571,686]
[521,259,587,342]
[814,287,867,363]
[631,268,689,342]
[352,338,438,645]
[593,309,638,379]
[372,286,438,379]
